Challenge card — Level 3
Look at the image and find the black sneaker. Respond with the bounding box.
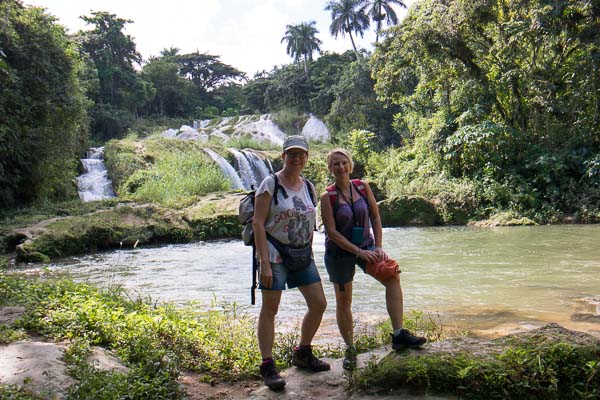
[391,328,427,350]
[292,346,331,372]
[342,346,357,371]
[259,361,286,391]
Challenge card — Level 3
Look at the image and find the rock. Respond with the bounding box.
[471,211,537,227]
[359,323,600,396]
[0,341,75,399]
[0,306,26,325]
[12,202,242,262]
[0,339,129,399]
[88,346,130,374]
[571,312,600,322]
[378,196,442,227]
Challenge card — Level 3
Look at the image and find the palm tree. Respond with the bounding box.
[281,21,323,78]
[361,0,406,42]
[325,0,370,58]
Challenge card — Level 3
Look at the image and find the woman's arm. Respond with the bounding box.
[320,190,377,262]
[364,181,388,260]
[253,190,273,288]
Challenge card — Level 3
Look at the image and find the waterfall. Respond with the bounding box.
[301,114,330,142]
[242,150,270,184]
[77,147,116,202]
[229,148,256,190]
[203,148,244,190]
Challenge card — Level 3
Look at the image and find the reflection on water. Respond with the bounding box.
[19,225,600,340]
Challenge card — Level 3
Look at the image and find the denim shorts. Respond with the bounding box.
[259,259,321,291]
[324,245,375,289]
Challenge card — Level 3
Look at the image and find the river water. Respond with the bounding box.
[23,225,600,341]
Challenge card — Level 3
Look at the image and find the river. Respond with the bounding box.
[20,225,600,342]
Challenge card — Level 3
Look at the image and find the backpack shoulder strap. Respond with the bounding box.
[326,184,338,209]
[351,179,368,198]
[270,173,288,205]
[302,177,317,207]
[351,179,369,206]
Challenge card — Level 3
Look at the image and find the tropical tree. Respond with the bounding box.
[78,11,152,139]
[325,0,370,57]
[360,0,406,42]
[281,21,323,78]
[0,0,89,206]
[175,52,246,93]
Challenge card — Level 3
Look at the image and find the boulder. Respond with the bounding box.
[378,196,442,227]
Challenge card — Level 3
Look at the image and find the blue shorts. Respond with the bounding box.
[324,245,375,289]
[259,259,321,290]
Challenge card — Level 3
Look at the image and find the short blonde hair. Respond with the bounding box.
[326,148,354,174]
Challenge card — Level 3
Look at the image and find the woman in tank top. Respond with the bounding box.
[320,148,426,371]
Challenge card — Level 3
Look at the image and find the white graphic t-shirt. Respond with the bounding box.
[256,174,316,263]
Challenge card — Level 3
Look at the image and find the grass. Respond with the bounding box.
[223,135,277,151]
[0,270,446,398]
[352,330,600,399]
[122,148,231,208]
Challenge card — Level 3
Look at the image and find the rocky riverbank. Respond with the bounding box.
[1,302,598,399]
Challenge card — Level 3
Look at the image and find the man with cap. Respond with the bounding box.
[252,135,330,391]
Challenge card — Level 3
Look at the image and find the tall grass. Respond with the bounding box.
[223,135,277,151]
[124,151,230,208]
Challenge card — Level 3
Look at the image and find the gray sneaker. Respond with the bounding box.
[391,328,427,350]
[342,346,357,371]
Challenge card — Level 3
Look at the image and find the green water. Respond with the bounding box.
[379,225,600,336]
[39,224,600,339]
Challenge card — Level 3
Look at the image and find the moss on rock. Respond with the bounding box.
[354,323,600,399]
[378,196,442,226]
[12,194,246,262]
[472,211,538,227]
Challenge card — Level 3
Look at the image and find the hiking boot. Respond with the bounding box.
[342,346,357,371]
[259,361,286,390]
[292,345,331,372]
[391,328,427,350]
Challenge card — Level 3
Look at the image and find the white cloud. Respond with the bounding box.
[24,0,413,76]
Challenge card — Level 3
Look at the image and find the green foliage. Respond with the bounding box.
[119,139,230,207]
[0,0,89,208]
[140,56,198,118]
[224,135,277,151]
[0,385,44,400]
[0,272,391,383]
[0,325,27,344]
[354,339,600,399]
[271,108,309,135]
[369,0,600,220]
[77,11,151,140]
[327,59,398,146]
[345,129,376,168]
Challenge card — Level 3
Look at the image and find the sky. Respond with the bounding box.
[24,0,414,77]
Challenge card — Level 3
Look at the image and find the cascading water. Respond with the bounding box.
[242,150,270,183]
[301,113,330,142]
[203,148,244,190]
[77,147,116,202]
[229,148,256,190]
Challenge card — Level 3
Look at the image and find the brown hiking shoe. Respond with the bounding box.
[259,361,286,390]
[292,346,330,372]
[391,328,427,350]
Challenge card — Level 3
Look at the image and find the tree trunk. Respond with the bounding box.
[303,54,309,79]
[350,32,360,59]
